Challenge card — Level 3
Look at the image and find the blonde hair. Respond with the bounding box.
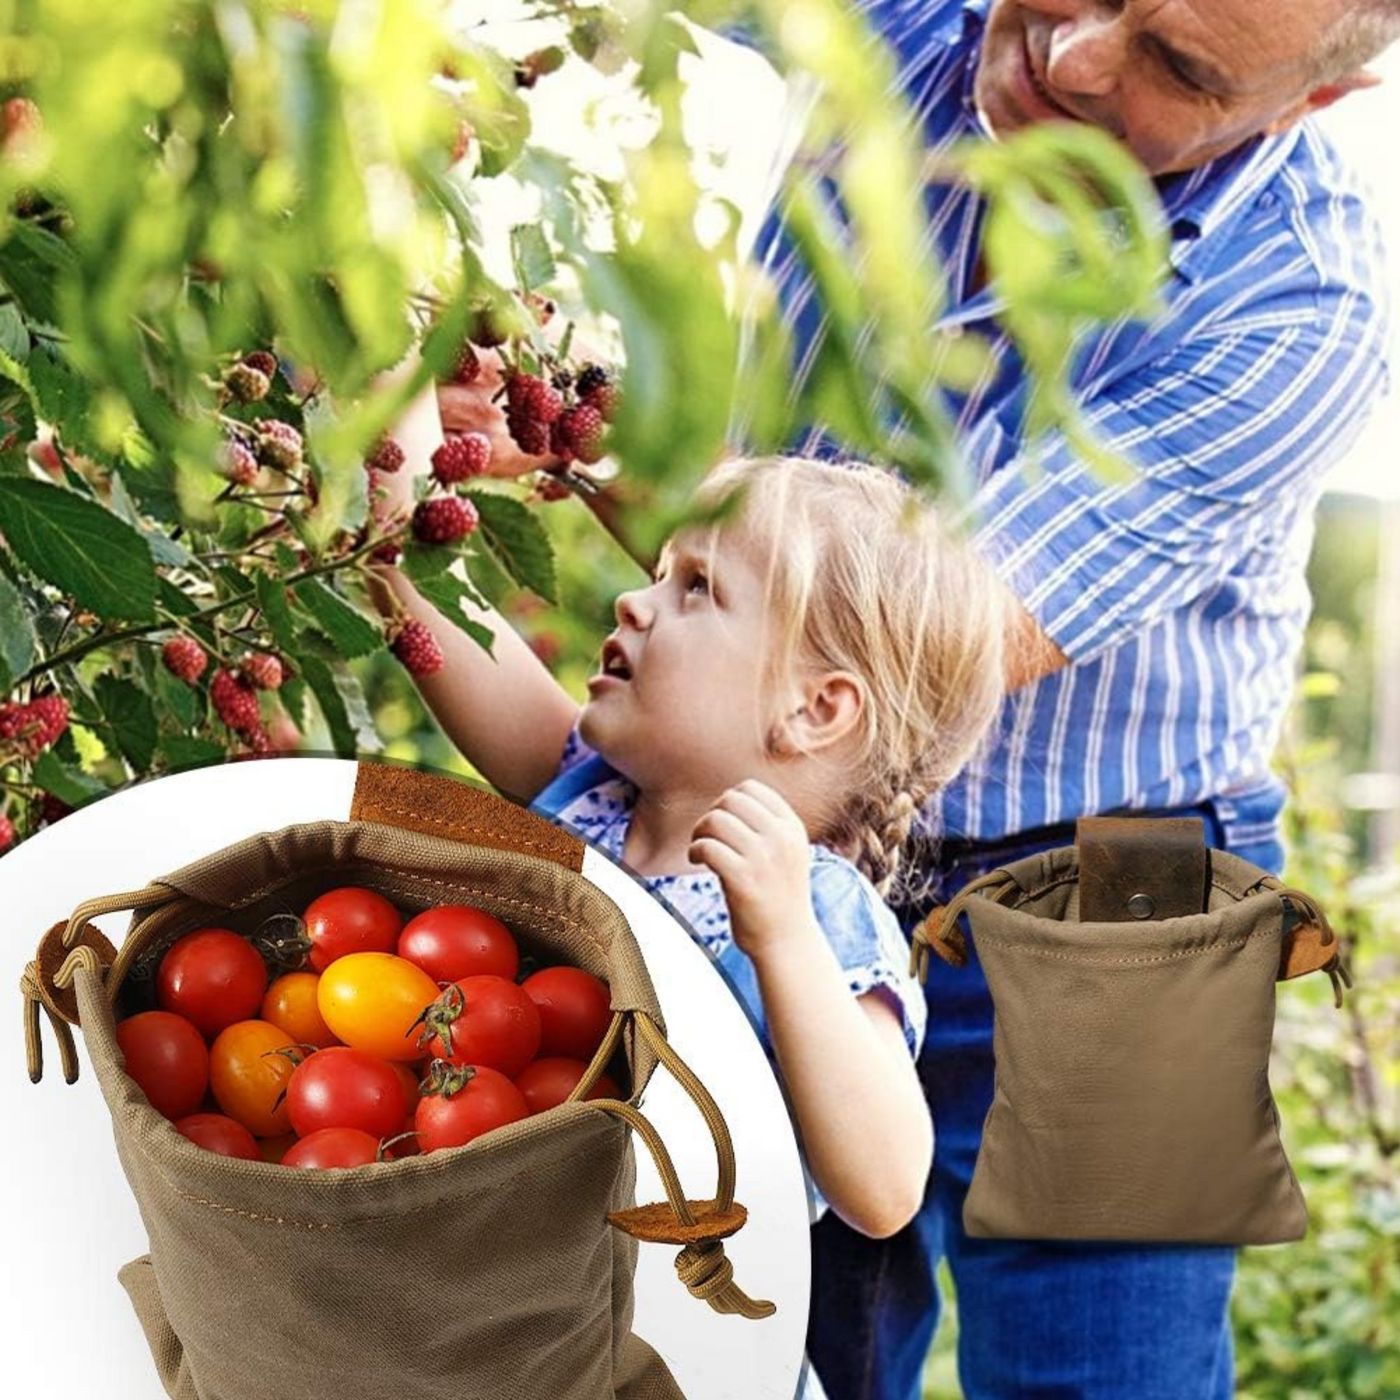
[694,456,1012,901]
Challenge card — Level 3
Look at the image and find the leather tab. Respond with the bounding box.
[350,763,584,872]
[1076,816,1208,922]
[33,918,118,1027]
[607,1199,749,1245]
[1279,915,1339,981]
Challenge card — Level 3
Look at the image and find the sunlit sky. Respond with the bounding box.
[457,7,1399,500]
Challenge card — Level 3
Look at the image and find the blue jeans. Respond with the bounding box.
[807,793,1286,1400]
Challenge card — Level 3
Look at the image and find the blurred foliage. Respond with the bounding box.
[0,0,1168,847]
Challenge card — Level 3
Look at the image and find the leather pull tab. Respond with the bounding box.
[351,763,584,872]
[1076,816,1209,922]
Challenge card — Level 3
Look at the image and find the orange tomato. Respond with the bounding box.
[316,953,439,1063]
[209,1020,298,1137]
[262,972,338,1048]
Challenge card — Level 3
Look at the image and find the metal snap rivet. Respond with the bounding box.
[1127,893,1156,920]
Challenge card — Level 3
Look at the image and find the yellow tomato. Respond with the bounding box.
[261,972,338,1048]
[316,953,439,1063]
[209,1020,297,1137]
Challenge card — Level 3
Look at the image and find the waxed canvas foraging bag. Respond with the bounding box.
[910,816,1352,1246]
[22,765,773,1400]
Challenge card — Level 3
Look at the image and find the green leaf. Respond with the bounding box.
[27,346,94,451]
[462,489,557,603]
[298,651,376,757]
[0,223,76,326]
[0,477,157,620]
[0,568,37,690]
[161,736,226,770]
[153,663,206,731]
[0,304,30,361]
[255,572,302,655]
[93,674,159,773]
[511,224,556,293]
[31,749,108,807]
[292,578,383,659]
[107,471,193,567]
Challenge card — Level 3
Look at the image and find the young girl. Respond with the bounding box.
[373,406,1009,1373]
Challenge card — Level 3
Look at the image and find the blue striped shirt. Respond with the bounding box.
[752,0,1391,847]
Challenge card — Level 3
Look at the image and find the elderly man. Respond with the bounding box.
[757,3,1393,1400]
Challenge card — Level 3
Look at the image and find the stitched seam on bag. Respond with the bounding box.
[1011,874,1263,908]
[211,861,603,945]
[356,800,578,859]
[972,932,1266,964]
[153,1127,631,1230]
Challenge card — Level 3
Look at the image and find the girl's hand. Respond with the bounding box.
[436,350,562,479]
[689,781,815,958]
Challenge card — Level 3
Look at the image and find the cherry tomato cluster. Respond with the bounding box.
[116,887,618,1170]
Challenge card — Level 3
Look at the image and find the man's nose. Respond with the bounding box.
[1045,12,1127,99]
[614,586,654,630]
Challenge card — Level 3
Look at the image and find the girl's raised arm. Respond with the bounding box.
[369,376,580,803]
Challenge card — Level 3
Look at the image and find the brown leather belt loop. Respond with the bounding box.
[1076,816,1210,922]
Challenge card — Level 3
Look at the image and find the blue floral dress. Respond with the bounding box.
[531,731,927,1110]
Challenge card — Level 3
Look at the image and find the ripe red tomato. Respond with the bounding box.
[317,952,439,1062]
[515,1057,622,1115]
[303,887,403,972]
[521,966,612,1060]
[174,1112,261,1161]
[286,1046,406,1140]
[419,975,541,1077]
[261,971,338,1048]
[415,1065,529,1152]
[116,1011,209,1119]
[157,929,268,1039]
[397,904,519,984]
[209,1020,298,1136]
[282,1127,383,1170]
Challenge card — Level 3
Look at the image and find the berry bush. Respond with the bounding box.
[0,0,1165,848]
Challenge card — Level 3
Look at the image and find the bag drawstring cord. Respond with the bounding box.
[908,870,1018,981]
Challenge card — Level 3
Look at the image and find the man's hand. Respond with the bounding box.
[436,349,562,478]
[689,780,816,959]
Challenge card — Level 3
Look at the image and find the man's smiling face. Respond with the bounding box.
[974,0,1360,174]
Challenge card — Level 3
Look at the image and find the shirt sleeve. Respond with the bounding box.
[808,853,927,1055]
[971,288,1389,664]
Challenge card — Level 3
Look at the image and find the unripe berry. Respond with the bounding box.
[162,636,208,686]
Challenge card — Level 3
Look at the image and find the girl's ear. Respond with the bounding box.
[779,671,866,755]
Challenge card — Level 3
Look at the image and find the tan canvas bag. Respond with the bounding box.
[22,764,774,1400]
[909,816,1351,1247]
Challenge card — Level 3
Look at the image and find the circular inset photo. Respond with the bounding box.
[3,758,811,1399]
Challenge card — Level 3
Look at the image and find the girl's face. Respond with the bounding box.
[579,526,785,795]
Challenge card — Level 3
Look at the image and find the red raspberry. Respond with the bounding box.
[222,440,259,487]
[366,435,405,474]
[224,363,270,404]
[26,695,69,751]
[241,652,284,691]
[210,668,262,735]
[556,403,606,465]
[505,374,563,425]
[162,636,208,686]
[371,539,402,565]
[391,620,445,677]
[40,792,71,826]
[243,723,273,755]
[242,351,278,380]
[254,419,304,471]
[506,409,549,457]
[0,813,13,852]
[451,343,481,384]
[584,378,621,423]
[431,432,491,484]
[412,494,480,544]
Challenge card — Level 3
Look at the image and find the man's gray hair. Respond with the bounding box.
[1320,3,1400,80]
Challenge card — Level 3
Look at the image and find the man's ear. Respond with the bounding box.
[778,671,866,756]
[1267,68,1382,133]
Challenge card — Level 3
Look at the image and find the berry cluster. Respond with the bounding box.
[505,362,617,466]
[0,694,70,758]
